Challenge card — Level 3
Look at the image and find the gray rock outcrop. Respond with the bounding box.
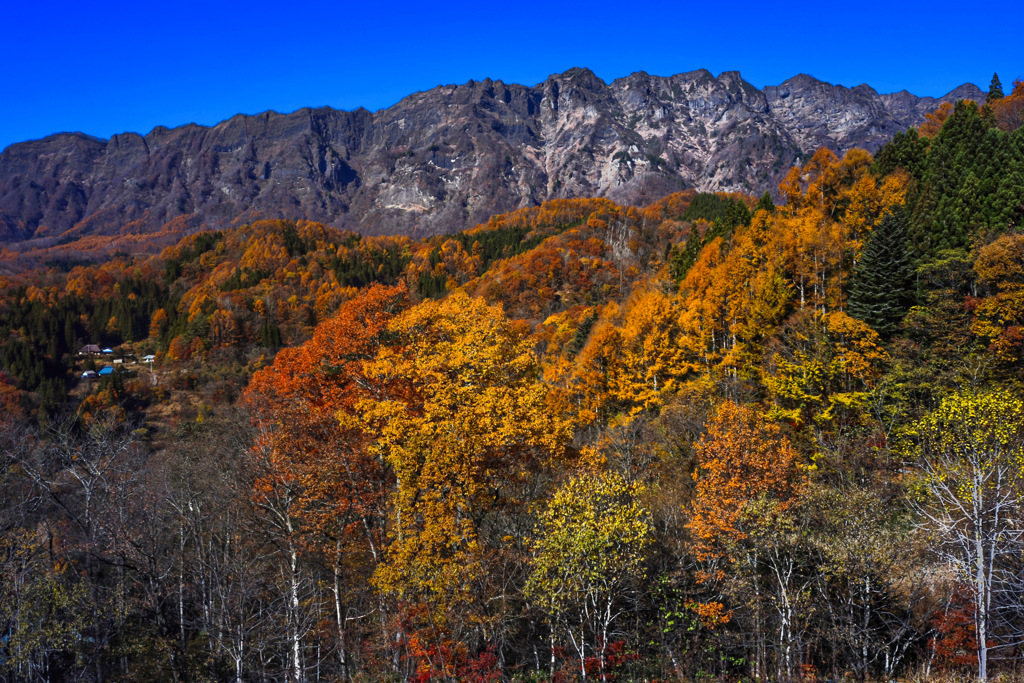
[0,69,982,244]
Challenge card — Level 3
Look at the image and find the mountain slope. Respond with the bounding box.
[0,69,982,244]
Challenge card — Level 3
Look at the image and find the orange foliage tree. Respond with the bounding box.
[355,291,574,675]
[971,233,1024,365]
[242,283,409,675]
[990,79,1024,131]
[686,401,806,681]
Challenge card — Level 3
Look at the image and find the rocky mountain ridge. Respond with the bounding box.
[0,68,982,244]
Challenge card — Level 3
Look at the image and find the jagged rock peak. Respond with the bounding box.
[0,68,982,245]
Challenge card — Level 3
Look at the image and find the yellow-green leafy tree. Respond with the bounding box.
[0,530,90,679]
[525,471,652,681]
[763,310,887,427]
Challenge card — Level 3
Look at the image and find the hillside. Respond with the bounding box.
[0,68,981,246]
[1,79,1023,682]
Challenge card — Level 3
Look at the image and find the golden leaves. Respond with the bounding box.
[357,291,573,616]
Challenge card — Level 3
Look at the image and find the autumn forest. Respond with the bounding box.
[1,81,1024,682]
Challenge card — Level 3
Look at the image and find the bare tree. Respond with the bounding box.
[805,483,932,681]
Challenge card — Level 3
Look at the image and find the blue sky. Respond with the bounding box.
[3,0,1021,152]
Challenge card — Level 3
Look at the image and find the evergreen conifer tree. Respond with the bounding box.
[847,211,916,338]
[873,128,930,180]
[669,228,704,282]
[988,73,1005,103]
[725,198,752,229]
[755,191,775,214]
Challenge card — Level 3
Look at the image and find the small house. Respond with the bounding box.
[81,370,99,379]
[101,348,114,355]
[98,367,114,376]
[142,354,156,363]
[78,344,101,355]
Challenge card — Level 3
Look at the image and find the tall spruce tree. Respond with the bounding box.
[848,211,915,338]
[908,101,995,256]
[873,127,930,181]
[755,191,775,214]
[988,73,1005,103]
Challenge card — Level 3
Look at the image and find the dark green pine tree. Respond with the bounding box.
[872,127,930,181]
[755,191,775,214]
[988,129,1024,229]
[668,228,704,282]
[847,211,916,338]
[258,320,282,348]
[988,73,1005,103]
[909,101,989,256]
[908,181,938,258]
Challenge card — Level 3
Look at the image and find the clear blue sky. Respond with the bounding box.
[3,0,1021,152]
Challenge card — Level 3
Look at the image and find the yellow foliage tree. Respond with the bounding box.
[763,310,887,426]
[972,233,1024,365]
[356,291,573,639]
[601,285,692,414]
[906,390,1024,683]
[525,471,652,680]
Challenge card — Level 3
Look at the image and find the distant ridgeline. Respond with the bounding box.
[0,67,985,246]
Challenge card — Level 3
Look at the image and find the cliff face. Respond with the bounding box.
[0,69,982,244]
